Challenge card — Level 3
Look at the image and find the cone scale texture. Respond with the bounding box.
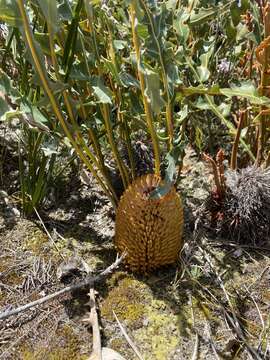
[115,174,184,273]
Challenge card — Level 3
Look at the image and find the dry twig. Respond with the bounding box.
[0,253,125,322]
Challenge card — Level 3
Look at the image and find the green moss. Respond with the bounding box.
[101,276,148,328]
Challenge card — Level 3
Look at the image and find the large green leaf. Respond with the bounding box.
[0,71,20,102]
[37,0,59,34]
[143,67,165,114]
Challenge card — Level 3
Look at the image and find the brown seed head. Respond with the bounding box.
[114,174,184,273]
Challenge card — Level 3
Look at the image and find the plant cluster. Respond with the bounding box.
[0,0,270,221]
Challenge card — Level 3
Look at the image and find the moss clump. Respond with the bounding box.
[101,276,147,328]
[135,299,180,360]
[21,325,87,360]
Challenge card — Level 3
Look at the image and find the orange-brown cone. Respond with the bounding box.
[115,174,184,273]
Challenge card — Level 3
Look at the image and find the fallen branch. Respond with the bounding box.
[0,253,125,322]
[86,288,102,360]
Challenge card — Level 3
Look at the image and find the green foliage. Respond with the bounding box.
[18,127,58,216]
[0,0,269,208]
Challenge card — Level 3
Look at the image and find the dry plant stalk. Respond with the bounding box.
[230,110,246,170]
[202,149,226,199]
[256,3,270,165]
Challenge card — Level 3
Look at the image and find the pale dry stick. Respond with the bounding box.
[113,310,144,360]
[34,207,65,261]
[0,254,125,322]
[84,288,102,360]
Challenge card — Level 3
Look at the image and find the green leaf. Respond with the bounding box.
[37,0,59,34]
[0,0,22,27]
[0,97,10,119]
[174,9,190,44]
[0,71,20,102]
[220,82,270,105]
[20,101,50,131]
[92,81,113,105]
[197,42,214,82]
[113,40,127,50]
[58,0,73,21]
[143,67,165,114]
[149,147,182,199]
[175,104,188,124]
[34,32,51,55]
[119,72,140,88]
[101,57,122,86]
[189,8,217,26]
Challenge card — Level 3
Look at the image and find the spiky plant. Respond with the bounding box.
[203,164,270,244]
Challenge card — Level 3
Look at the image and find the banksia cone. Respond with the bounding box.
[115,174,184,273]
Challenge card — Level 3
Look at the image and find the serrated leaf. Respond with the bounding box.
[174,8,190,44]
[176,104,188,124]
[194,97,211,110]
[34,32,51,55]
[0,71,20,102]
[143,67,165,114]
[20,101,50,131]
[102,57,122,86]
[119,72,140,88]
[220,83,270,105]
[58,0,73,21]
[197,43,214,82]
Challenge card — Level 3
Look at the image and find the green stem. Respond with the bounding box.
[130,2,160,175]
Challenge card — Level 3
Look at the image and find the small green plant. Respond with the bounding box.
[18,125,57,216]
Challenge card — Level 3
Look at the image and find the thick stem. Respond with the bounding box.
[130,2,160,174]
[140,0,174,150]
